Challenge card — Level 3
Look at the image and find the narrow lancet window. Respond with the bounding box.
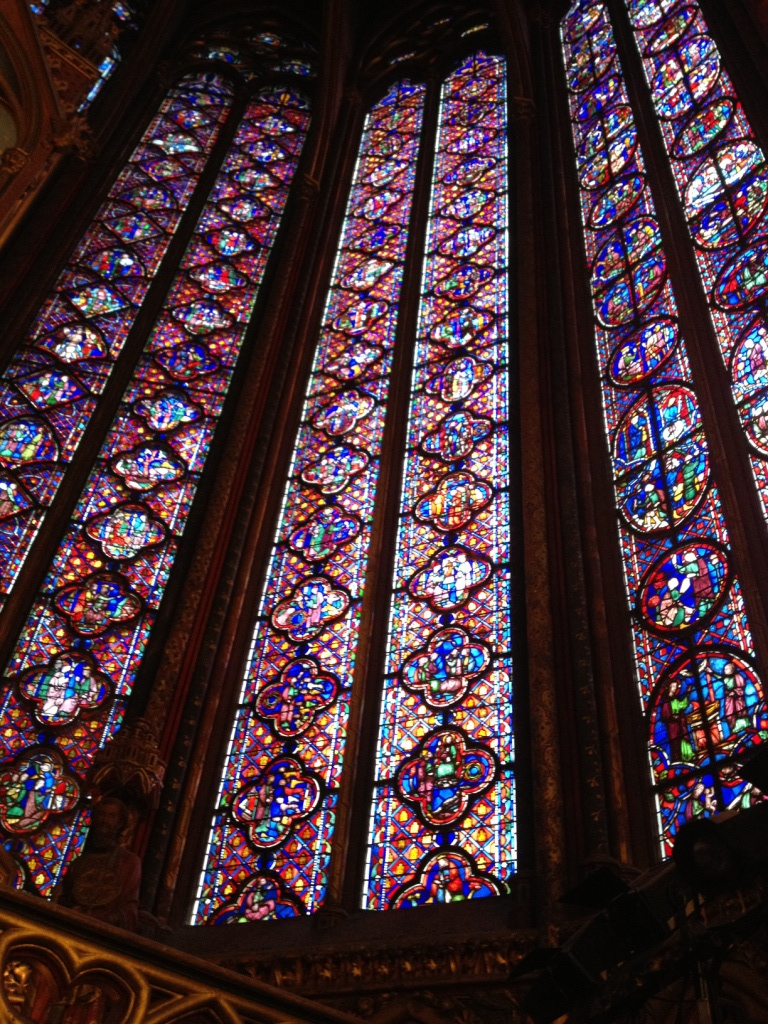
[0,82,310,897]
[0,74,232,608]
[362,51,515,911]
[625,0,768,526]
[562,0,765,854]
[193,80,426,922]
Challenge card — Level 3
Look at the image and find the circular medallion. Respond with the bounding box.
[714,236,768,310]
[685,142,768,250]
[613,385,708,531]
[592,218,666,326]
[589,174,644,229]
[639,541,729,635]
[646,6,697,54]
[652,36,720,120]
[578,107,637,190]
[609,319,678,385]
[673,99,733,158]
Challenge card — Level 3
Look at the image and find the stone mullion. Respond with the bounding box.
[329,69,442,914]
[0,75,248,676]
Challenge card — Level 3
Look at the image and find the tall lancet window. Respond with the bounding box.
[363,52,513,912]
[194,47,515,924]
[0,32,313,896]
[561,0,768,856]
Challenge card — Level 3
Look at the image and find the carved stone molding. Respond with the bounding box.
[511,97,536,121]
[49,114,96,159]
[45,0,119,65]
[39,25,98,78]
[0,889,361,1024]
[0,148,29,175]
[38,25,100,114]
[229,934,537,998]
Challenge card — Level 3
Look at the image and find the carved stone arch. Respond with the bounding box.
[357,0,501,92]
[0,0,93,245]
[0,937,146,1024]
[0,10,46,154]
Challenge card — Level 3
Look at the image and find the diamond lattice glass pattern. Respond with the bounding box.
[192,80,426,923]
[0,86,310,896]
[362,52,514,911]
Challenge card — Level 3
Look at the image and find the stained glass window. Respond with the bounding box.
[561,0,767,855]
[79,1,139,111]
[623,1,768,525]
[0,64,311,895]
[0,73,232,610]
[193,79,427,924]
[363,52,513,910]
[192,43,514,924]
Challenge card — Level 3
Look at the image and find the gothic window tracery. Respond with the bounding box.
[0,28,314,897]
[194,41,516,923]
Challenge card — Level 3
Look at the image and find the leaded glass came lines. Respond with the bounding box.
[561,0,765,855]
[0,86,310,897]
[363,52,514,911]
[0,74,232,610]
[192,80,426,922]
[625,2,768,529]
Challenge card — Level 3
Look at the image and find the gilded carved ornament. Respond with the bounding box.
[0,147,28,174]
[233,935,535,997]
[49,115,96,158]
[45,0,119,65]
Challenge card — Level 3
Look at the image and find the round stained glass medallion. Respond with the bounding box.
[613,384,708,531]
[650,649,765,768]
[575,73,621,123]
[588,174,644,229]
[639,541,729,635]
[609,319,678,385]
[714,236,768,310]
[673,99,733,159]
[565,26,614,93]
[628,0,691,31]
[651,36,720,120]
[731,319,768,393]
[592,218,666,326]
[740,386,768,455]
[684,142,768,250]
[443,156,496,187]
[578,107,637,190]
[646,7,697,55]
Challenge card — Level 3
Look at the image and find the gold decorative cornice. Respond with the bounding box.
[228,934,537,998]
[0,888,360,1024]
